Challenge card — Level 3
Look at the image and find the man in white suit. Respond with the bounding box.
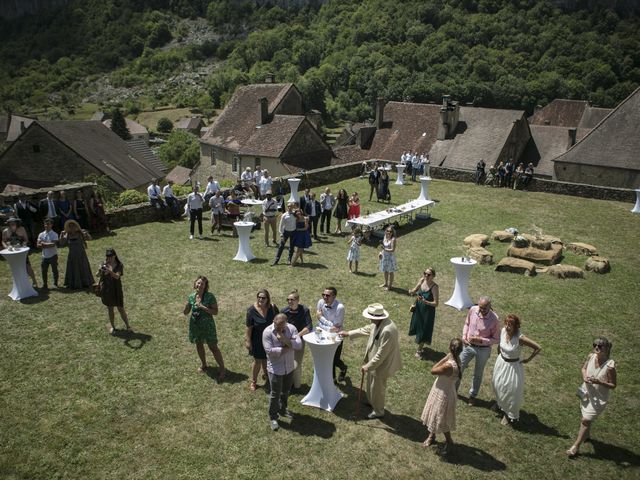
[340,303,402,419]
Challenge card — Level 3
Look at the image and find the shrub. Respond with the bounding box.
[117,189,147,207]
[157,117,174,133]
[172,184,192,196]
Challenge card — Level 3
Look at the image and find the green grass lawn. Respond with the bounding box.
[1,178,639,479]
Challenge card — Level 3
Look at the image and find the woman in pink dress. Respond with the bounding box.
[347,192,360,220]
[421,338,463,455]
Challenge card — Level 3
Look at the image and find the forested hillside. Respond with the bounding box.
[0,0,638,122]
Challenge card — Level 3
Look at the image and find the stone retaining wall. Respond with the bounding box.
[104,161,636,228]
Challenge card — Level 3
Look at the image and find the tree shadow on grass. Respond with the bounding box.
[112,329,153,350]
[204,367,248,385]
[512,410,569,438]
[279,411,337,438]
[437,442,507,471]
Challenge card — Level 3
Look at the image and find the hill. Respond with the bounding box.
[0,0,638,122]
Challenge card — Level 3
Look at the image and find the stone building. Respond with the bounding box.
[334,96,530,172]
[176,117,205,136]
[103,117,150,144]
[197,82,334,183]
[552,86,640,188]
[0,120,164,192]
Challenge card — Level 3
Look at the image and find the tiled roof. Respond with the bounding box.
[242,115,306,157]
[434,107,525,170]
[553,87,640,171]
[39,120,164,189]
[127,138,166,173]
[521,125,576,177]
[177,117,204,130]
[6,115,36,142]
[530,100,588,127]
[166,165,192,185]
[103,118,149,135]
[200,83,295,152]
[578,107,612,129]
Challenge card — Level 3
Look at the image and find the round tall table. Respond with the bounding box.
[301,332,345,412]
[232,221,256,262]
[418,176,432,201]
[631,188,640,214]
[395,164,406,185]
[1,247,38,301]
[445,257,477,311]
[287,178,301,205]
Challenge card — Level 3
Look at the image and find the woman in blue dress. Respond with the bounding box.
[57,190,73,231]
[291,209,312,266]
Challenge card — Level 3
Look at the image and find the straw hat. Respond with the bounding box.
[362,303,389,320]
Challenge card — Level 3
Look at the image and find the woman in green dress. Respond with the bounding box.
[183,276,226,381]
[408,267,439,358]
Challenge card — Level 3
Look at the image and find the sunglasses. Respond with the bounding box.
[593,343,604,349]
[257,296,267,300]
[423,272,432,276]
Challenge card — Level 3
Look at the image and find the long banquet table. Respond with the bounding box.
[345,198,434,232]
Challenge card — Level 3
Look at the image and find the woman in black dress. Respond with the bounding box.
[97,248,131,334]
[73,190,89,230]
[245,289,279,391]
[60,220,93,289]
[377,169,391,202]
[333,188,349,235]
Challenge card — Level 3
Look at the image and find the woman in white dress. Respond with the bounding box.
[566,337,617,458]
[491,314,541,425]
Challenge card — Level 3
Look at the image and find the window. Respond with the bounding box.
[32,144,40,153]
[254,157,261,169]
[232,155,240,174]
[210,148,217,166]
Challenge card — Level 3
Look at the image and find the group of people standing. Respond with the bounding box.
[476,159,535,189]
[400,151,430,181]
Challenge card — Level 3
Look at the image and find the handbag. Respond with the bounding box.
[575,383,588,401]
[92,281,102,297]
[409,299,417,313]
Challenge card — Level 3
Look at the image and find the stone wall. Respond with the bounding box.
[104,160,637,229]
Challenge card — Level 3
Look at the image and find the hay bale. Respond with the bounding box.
[530,238,552,250]
[491,230,514,242]
[507,246,562,265]
[548,264,584,279]
[512,236,529,248]
[464,234,489,248]
[567,242,597,256]
[468,246,493,265]
[585,256,611,274]
[541,235,563,246]
[495,257,536,276]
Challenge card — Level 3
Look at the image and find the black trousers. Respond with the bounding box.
[41,255,59,286]
[308,215,319,237]
[274,230,295,264]
[320,209,332,234]
[189,208,203,235]
[333,342,347,379]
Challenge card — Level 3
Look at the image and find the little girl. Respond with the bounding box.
[347,227,363,273]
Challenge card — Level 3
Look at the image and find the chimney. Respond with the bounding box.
[437,108,448,140]
[375,97,385,130]
[442,94,451,107]
[265,74,275,84]
[568,128,577,148]
[258,97,268,125]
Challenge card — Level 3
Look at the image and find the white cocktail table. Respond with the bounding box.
[445,257,477,311]
[1,247,38,300]
[418,176,432,201]
[232,221,256,262]
[287,178,301,205]
[632,188,640,214]
[301,332,344,412]
[395,164,406,185]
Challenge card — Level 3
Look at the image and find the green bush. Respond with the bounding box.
[117,189,147,207]
[172,184,192,196]
[157,117,174,133]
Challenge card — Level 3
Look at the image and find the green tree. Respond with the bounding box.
[110,108,131,140]
[158,130,200,169]
[156,117,174,133]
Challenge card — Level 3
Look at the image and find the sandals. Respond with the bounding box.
[566,446,579,458]
[422,435,435,447]
[249,380,257,391]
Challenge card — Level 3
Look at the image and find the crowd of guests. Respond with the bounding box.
[476,159,535,189]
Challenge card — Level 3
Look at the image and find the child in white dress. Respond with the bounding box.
[347,227,363,273]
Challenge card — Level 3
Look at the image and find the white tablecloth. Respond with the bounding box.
[346,199,434,230]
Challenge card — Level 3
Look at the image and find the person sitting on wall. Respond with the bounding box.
[147,179,165,210]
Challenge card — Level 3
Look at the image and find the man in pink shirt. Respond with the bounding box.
[457,296,500,405]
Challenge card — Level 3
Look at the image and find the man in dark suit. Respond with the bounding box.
[39,191,60,231]
[299,188,310,213]
[14,192,38,246]
[304,191,321,240]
